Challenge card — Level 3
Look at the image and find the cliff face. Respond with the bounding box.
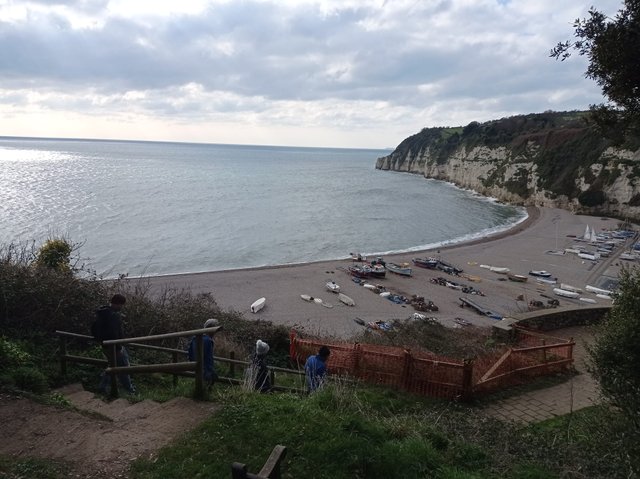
[376,113,640,220]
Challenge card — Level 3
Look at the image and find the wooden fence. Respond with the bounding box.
[289,326,574,400]
[56,329,306,399]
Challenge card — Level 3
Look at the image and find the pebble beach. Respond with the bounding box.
[139,207,629,339]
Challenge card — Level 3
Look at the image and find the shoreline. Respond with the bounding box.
[137,206,627,339]
[131,206,536,281]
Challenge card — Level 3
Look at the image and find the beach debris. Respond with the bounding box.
[410,295,439,312]
[353,317,366,326]
[367,320,393,331]
[430,277,484,296]
[453,317,471,327]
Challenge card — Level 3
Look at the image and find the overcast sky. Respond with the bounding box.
[0,0,622,148]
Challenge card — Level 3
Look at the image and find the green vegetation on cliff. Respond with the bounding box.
[382,111,640,205]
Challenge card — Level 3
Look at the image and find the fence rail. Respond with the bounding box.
[56,329,306,398]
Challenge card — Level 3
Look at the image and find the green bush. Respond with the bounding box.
[578,189,607,207]
[35,238,73,273]
[0,337,31,368]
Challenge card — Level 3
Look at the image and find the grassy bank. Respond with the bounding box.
[130,383,630,479]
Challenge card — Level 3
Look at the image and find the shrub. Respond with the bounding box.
[35,238,73,273]
[578,189,607,207]
[0,337,32,368]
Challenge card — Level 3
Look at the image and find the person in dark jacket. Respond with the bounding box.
[188,318,221,387]
[97,294,135,394]
[250,339,272,393]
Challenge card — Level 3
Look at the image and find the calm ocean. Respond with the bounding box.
[0,137,526,278]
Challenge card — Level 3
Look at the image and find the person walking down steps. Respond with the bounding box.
[92,294,136,394]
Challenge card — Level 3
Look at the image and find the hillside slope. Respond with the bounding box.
[376,112,640,220]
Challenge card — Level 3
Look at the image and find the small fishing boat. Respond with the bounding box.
[553,288,580,299]
[529,270,552,278]
[349,252,367,262]
[536,277,557,285]
[250,297,266,313]
[596,294,612,301]
[326,281,341,293]
[369,264,386,278]
[362,283,377,290]
[386,262,412,276]
[507,273,528,282]
[338,293,355,306]
[412,257,439,269]
[437,260,463,274]
[545,250,565,256]
[300,294,314,302]
[620,252,637,261]
[578,252,598,261]
[348,265,371,278]
[480,264,510,273]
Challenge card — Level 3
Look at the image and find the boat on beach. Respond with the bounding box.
[507,273,528,282]
[560,283,582,293]
[338,293,356,306]
[553,288,580,299]
[585,285,613,295]
[348,265,371,278]
[412,257,439,269]
[480,264,510,274]
[250,297,266,313]
[369,264,386,278]
[386,262,412,277]
[536,277,557,285]
[529,270,552,278]
[326,281,340,293]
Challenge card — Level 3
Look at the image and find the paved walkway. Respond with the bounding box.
[481,326,601,423]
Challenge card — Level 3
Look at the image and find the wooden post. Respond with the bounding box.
[258,445,287,479]
[461,359,474,402]
[231,463,248,479]
[229,351,236,377]
[109,344,119,398]
[270,369,276,387]
[60,335,67,377]
[353,343,362,378]
[195,333,204,399]
[172,351,179,388]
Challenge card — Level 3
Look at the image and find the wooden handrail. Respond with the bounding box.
[103,326,222,345]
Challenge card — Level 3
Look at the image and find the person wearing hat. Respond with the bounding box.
[250,339,272,393]
[188,318,221,387]
[305,345,330,392]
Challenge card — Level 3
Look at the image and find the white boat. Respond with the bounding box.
[250,297,266,313]
[529,270,552,278]
[553,288,580,299]
[579,297,597,304]
[582,225,591,241]
[596,294,612,301]
[480,264,510,273]
[301,294,314,302]
[313,297,323,304]
[564,248,581,254]
[338,293,355,306]
[585,285,613,295]
[326,281,341,293]
[578,252,598,261]
[379,291,391,297]
[560,283,583,293]
[546,250,565,255]
[620,252,637,261]
[536,277,557,285]
[363,283,377,290]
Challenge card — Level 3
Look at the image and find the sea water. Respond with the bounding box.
[0,137,526,278]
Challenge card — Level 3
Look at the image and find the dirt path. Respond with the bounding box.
[0,385,218,478]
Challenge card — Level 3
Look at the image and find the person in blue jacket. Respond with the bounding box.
[304,346,331,392]
[188,318,221,387]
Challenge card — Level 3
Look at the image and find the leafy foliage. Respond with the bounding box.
[551,1,640,142]
[588,267,640,472]
[35,238,74,273]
